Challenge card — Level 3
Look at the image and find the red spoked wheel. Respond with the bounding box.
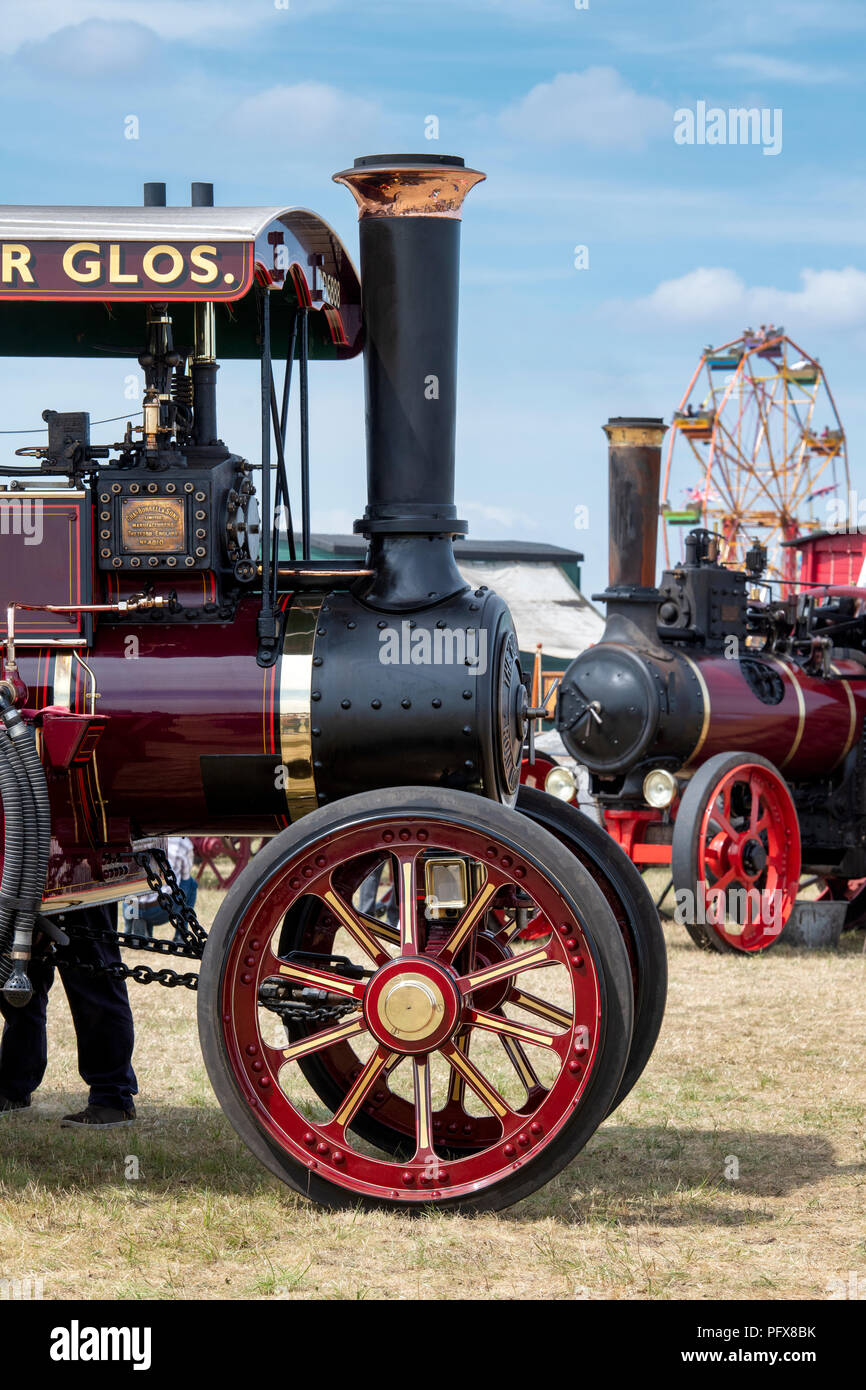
[193,836,268,891]
[198,787,633,1213]
[671,752,801,953]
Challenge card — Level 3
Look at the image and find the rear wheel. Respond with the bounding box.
[516,786,667,1112]
[198,787,633,1213]
[671,753,800,953]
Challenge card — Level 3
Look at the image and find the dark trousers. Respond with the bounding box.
[0,903,137,1110]
[126,876,197,944]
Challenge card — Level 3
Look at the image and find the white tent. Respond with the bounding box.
[456,559,603,660]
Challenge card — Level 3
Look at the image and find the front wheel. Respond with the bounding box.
[198,787,634,1213]
[671,753,801,953]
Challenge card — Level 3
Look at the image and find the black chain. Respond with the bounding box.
[262,998,357,1025]
[133,847,209,954]
[57,847,208,992]
[60,957,200,991]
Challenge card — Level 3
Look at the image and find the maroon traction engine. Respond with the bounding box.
[556,419,866,952]
[0,156,666,1212]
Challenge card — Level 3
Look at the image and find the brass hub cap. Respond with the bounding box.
[364,958,460,1055]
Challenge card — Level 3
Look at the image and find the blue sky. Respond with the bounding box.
[0,0,864,594]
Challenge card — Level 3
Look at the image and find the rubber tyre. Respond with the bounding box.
[516,786,667,1112]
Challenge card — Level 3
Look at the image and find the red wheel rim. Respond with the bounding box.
[219,813,603,1204]
[696,763,800,951]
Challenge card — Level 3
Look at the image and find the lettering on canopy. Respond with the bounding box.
[0,240,253,300]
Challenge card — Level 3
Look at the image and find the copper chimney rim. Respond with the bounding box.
[334,153,485,220]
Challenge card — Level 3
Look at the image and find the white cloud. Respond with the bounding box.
[617,265,866,331]
[714,52,847,84]
[232,83,383,147]
[499,69,671,149]
[17,20,161,77]
[0,0,343,54]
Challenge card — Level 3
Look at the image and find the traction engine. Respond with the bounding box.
[556,418,866,951]
[0,156,666,1212]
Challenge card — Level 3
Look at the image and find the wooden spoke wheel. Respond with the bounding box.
[198,787,634,1213]
[672,752,801,953]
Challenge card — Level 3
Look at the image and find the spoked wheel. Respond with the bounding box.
[193,836,267,890]
[515,786,667,1112]
[198,787,633,1213]
[672,752,801,953]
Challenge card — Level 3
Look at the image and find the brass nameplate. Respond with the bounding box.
[121,497,186,553]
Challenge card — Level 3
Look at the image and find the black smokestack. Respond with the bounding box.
[334,153,484,609]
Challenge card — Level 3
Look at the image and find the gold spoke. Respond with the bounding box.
[440,1043,515,1120]
[321,886,389,966]
[439,879,500,963]
[413,1055,436,1160]
[330,1046,400,1131]
[281,1014,366,1063]
[395,850,420,955]
[448,1028,471,1104]
[275,959,366,1001]
[466,1007,559,1049]
[457,943,553,994]
[358,910,400,946]
[498,1031,544,1096]
[510,989,572,1029]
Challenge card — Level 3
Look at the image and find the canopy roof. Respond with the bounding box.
[0,205,361,360]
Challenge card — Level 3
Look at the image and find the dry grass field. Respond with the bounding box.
[1,868,864,1302]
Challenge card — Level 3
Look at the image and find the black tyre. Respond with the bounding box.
[516,785,667,1112]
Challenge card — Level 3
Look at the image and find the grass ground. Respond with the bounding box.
[0,868,864,1301]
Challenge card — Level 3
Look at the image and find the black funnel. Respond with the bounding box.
[334,154,484,609]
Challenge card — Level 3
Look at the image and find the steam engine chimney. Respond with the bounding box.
[604,417,667,589]
[595,416,668,646]
[334,154,484,609]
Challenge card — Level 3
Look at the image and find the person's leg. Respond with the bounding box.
[56,903,138,1116]
[0,956,53,1107]
[171,877,198,944]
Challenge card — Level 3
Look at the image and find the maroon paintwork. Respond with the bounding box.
[683,650,864,779]
[0,592,302,906]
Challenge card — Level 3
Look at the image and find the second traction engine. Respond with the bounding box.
[556,418,866,951]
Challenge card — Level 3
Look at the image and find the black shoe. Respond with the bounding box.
[60,1103,136,1129]
[0,1095,30,1115]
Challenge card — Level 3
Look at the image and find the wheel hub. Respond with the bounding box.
[739,837,766,877]
[364,957,461,1054]
[382,978,440,1037]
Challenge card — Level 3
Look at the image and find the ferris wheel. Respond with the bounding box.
[660,328,849,585]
